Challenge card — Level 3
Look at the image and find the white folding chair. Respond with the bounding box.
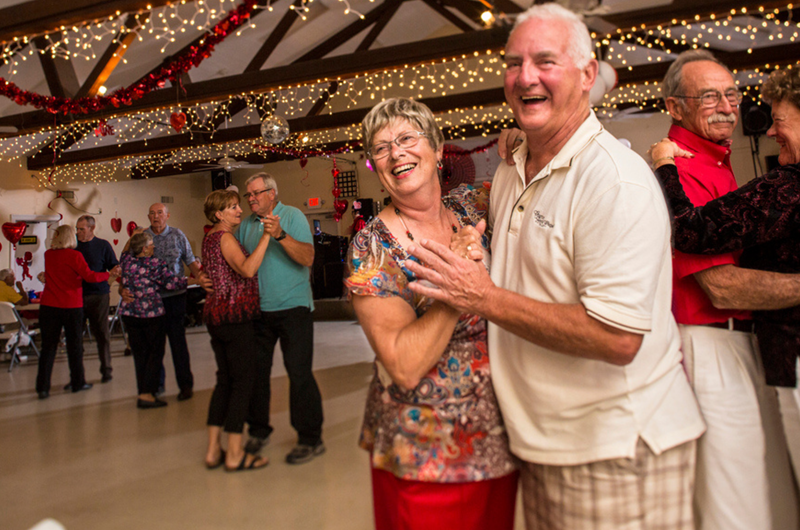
[107,290,131,355]
[0,301,41,372]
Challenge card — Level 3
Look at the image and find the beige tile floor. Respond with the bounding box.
[1,321,524,530]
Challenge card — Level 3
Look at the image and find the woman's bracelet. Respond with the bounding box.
[652,156,675,168]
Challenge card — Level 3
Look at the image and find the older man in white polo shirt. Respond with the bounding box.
[406,4,705,529]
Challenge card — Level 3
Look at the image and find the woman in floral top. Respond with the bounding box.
[120,232,187,409]
[345,98,517,530]
[201,189,271,472]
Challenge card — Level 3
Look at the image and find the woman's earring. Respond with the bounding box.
[437,160,443,170]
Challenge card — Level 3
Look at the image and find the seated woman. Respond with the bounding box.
[36,225,119,399]
[650,68,800,481]
[344,97,518,530]
[120,232,188,409]
[202,189,270,472]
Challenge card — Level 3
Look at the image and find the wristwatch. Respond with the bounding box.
[275,230,287,241]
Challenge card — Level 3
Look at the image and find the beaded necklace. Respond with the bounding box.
[394,205,458,241]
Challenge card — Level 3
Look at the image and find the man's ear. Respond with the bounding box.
[665,97,684,122]
[582,59,599,92]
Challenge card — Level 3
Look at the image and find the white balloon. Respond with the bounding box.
[598,61,618,92]
[618,138,631,149]
[590,76,607,106]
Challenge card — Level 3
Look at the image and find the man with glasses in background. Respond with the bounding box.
[655,49,799,529]
[237,173,324,464]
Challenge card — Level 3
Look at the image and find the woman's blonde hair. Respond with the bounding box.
[204,189,240,224]
[361,98,444,161]
[50,225,77,250]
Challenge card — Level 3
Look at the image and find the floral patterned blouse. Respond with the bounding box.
[119,253,187,319]
[201,231,260,327]
[344,185,517,483]
[656,163,800,387]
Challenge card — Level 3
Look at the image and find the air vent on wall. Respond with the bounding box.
[161,196,174,203]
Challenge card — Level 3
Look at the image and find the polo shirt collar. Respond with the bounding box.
[669,124,732,169]
[511,110,604,185]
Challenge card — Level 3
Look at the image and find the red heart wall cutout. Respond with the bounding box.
[127,221,138,237]
[110,217,122,233]
[170,112,187,133]
[113,239,119,245]
[2,222,26,245]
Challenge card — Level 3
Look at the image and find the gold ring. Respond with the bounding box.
[514,137,523,143]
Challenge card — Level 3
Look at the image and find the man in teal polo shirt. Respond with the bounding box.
[238,172,324,464]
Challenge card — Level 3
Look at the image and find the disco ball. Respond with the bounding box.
[260,115,290,144]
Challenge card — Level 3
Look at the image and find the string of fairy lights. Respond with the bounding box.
[0,0,799,185]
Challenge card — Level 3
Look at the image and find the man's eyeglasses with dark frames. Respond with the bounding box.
[243,188,273,200]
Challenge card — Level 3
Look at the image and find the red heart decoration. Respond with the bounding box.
[127,221,138,237]
[333,199,348,223]
[170,112,187,133]
[332,188,341,198]
[2,222,26,245]
[299,158,308,169]
[0,242,2,252]
[113,239,119,245]
[203,225,213,234]
[110,217,122,233]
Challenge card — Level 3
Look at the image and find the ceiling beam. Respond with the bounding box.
[28,87,507,169]
[293,0,409,63]
[2,27,511,134]
[245,0,301,72]
[75,13,150,99]
[420,0,476,33]
[356,0,404,51]
[0,0,173,43]
[34,36,80,99]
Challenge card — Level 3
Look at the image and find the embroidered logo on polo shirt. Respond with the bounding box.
[533,210,554,228]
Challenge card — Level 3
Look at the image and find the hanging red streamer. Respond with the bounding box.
[0,0,259,115]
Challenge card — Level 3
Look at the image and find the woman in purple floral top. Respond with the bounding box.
[201,189,271,472]
[120,232,187,409]
[345,98,517,530]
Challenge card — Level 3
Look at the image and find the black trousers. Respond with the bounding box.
[161,292,193,391]
[248,306,323,445]
[206,321,258,433]
[36,305,84,393]
[123,315,166,396]
[83,293,112,376]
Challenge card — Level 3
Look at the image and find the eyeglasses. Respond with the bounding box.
[368,131,427,160]
[243,188,273,200]
[673,89,743,108]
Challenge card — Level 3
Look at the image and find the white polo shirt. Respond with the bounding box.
[489,111,705,466]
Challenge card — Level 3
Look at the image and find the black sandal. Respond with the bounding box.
[225,454,269,472]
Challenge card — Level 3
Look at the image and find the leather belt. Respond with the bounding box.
[704,318,754,333]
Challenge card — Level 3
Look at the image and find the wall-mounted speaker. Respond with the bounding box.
[741,97,772,137]
[211,169,232,190]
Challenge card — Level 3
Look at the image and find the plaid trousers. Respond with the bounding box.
[521,438,697,530]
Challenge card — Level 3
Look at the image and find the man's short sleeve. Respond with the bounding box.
[283,207,313,244]
[576,181,668,333]
[178,230,197,266]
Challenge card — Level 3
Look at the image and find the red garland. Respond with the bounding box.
[0,0,258,115]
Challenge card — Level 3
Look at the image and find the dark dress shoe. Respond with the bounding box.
[38,391,49,400]
[137,398,167,409]
[177,389,193,401]
[101,374,113,383]
[72,383,93,393]
[63,383,72,391]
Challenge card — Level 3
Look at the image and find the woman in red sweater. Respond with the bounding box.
[36,225,120,399]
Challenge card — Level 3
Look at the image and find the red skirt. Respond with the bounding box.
[371,466,519,530]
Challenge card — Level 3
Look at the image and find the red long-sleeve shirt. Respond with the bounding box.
[39,248,110,308]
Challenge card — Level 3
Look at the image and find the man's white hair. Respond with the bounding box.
[512,3,593,69]
[0,269,11,282]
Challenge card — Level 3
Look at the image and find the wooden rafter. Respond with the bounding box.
[356,0,404,52]
[28,87,506,169]
[75,12,151,99]
[420,0,476,33]
[3,27,511,133]
[34,36,80,99]
[245,0,301,72]
[0,0,174,43]
[293,0,409,63]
